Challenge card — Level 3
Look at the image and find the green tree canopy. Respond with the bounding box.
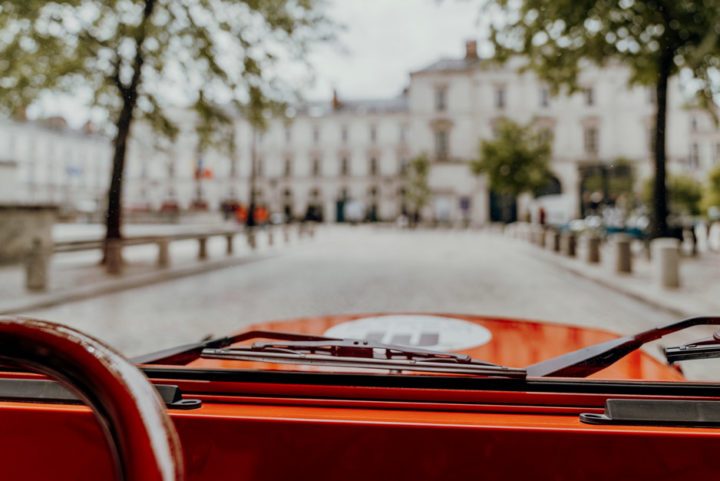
[702,165,720,215]
[482,0,720,236]
[642,175,703,216]
[471,118,553,198]
[0,0,332,243]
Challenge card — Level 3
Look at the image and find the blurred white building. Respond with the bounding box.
[4,40,720,225]
[126,40,720,224]
[0,116,111,214]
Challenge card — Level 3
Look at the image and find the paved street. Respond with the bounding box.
[26,226,715,378]
[25,227,688,342]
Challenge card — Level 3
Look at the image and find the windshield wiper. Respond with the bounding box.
[135,330,525,378]
[664,330,720,362]
[200,337,525,378]
[527,316,720,378]
[133,330,339,365]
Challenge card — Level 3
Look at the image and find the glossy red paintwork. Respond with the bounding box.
[2,388,720,481]
[0,314,716,481]
[188,313,684,381]
[0,317,183,481]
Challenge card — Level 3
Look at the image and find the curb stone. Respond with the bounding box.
[0,253,276,315]
[532,247,693,319]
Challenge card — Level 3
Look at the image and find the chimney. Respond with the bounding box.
[331,88,342,111]
[465,40,478,60]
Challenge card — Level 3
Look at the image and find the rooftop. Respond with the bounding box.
[296,95,409,117]
[413,56,482,74]
[412,40,482,75]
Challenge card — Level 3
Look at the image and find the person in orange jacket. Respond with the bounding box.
[256,205,269,225]
[235,204,247,224]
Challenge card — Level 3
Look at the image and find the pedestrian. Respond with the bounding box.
[235,204,247,224]
[257,205,269,225]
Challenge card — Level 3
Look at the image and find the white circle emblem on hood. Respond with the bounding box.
[324,315,492,352]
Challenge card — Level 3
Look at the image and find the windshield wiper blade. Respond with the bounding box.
[246,338,478,362]
[201,347,525,378]
[527,316,720,378]
[664,330,720,362]
[133,330,344,365]
[134,330,518,377]
[199,338,525,378]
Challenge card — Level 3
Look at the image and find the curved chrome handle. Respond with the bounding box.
[0,316,184,481]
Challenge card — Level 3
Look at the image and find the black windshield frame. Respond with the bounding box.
[141,365,720,398]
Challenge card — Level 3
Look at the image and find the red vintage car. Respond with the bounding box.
[0,313,719,481]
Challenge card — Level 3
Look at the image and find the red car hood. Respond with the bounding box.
[186,313,683,381]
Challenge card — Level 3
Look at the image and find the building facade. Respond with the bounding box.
[4,40,720,224]
[125,40,719,225]
[0,116,111,212]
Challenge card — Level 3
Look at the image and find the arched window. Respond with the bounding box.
[535,175,563,198]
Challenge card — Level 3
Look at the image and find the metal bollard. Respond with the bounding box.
[267,228,274,247]
[561,232,576,258]
[246,228,256,250]
[156,239,170,268]
[586,235,601,264]
[198,236,208,260]
[536,227,547,248]
[25,238,49,291]
[546,230,561,252]
[653,238,681,288]
[283,225,291,243]
[225,234,234,256]
[614,234,632,274]
[106,239,123,275]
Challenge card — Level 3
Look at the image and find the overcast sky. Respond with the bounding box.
[37,0,485,126]
[305,0,484,100]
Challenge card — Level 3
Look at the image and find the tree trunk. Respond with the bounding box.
[103,0,156,249]
[651,49,673,238]
[105,99,135,242]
